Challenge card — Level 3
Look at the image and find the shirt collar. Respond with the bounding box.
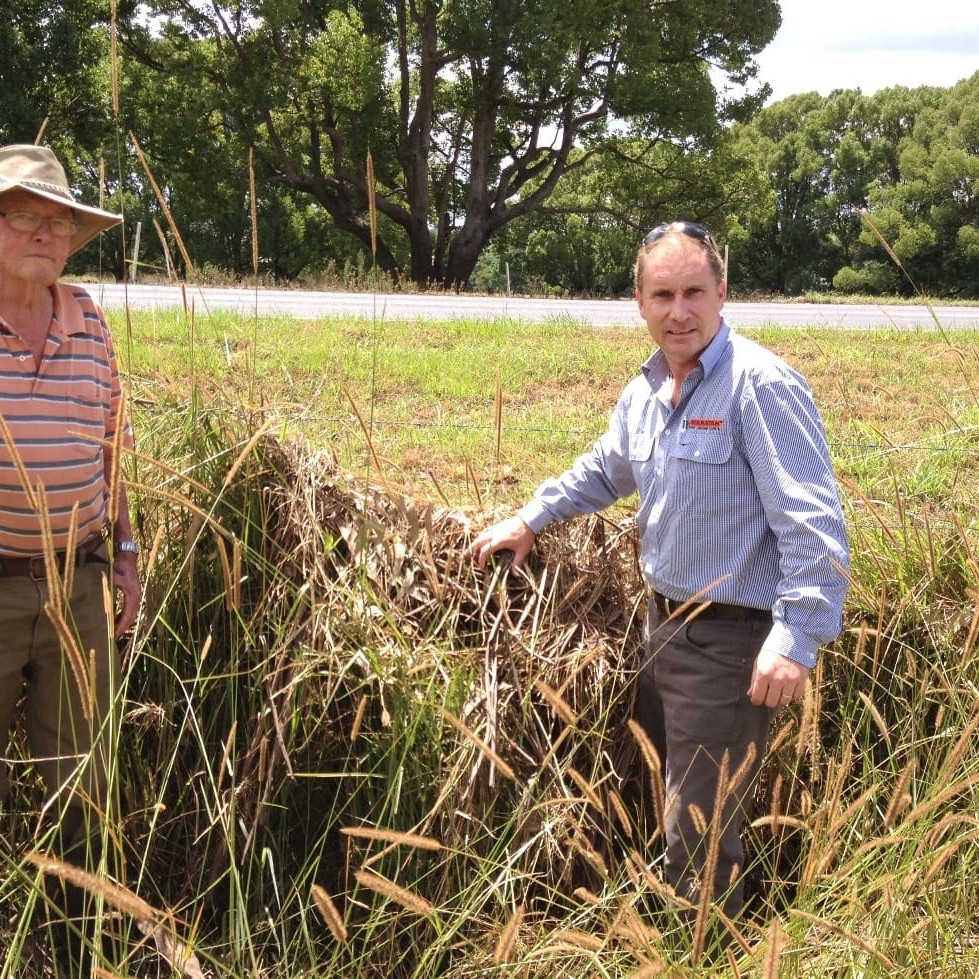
[0,283,84,342]
[698,319,731,376]
[642,318,731,382]
[51,282,88,338]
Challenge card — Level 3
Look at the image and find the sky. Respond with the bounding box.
[748,0,979,103]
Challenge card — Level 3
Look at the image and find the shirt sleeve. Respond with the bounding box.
[95,302,134,453]
[741,373,850,668]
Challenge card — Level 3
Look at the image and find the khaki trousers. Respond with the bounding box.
[0,548,117,816]
[638,602,772,923]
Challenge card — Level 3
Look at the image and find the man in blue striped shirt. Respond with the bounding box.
[470,221,849,934]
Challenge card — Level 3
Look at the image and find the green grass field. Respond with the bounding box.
[2,309,978,976]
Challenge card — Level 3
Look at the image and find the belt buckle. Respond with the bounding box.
[28,555,48,580]
[655,591,678,617]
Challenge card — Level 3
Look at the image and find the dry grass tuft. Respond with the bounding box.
[312,883,348,942]
[354,869,436,918]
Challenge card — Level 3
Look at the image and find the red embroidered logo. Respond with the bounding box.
[688,418,724,429]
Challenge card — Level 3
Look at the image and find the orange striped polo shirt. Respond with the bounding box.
[0,282,130,556]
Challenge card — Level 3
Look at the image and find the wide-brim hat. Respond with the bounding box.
[0,144,121,256]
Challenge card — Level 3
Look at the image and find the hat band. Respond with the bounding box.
[7,178,75,202]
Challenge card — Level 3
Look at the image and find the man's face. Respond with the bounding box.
[0,190,73,288]
[635,235,726,377]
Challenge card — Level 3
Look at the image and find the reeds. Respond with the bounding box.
[4,303,979,976]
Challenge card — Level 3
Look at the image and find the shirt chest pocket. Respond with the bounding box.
[670,430,733,465]
[628,431,655,462]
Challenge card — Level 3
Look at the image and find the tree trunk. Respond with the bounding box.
[441,223,489,289]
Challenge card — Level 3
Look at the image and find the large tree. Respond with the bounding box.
[725,90,879,293]
[727,77,979,297]
[122,0,780,288]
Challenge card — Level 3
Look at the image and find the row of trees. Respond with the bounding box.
[2,2,977,297]
[481,79,979,298]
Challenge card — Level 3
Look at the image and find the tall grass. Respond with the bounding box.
[1,310,978,976]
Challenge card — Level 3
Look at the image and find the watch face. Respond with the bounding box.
[116,540,139,554]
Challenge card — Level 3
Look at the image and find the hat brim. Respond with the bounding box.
[0,180,121,256]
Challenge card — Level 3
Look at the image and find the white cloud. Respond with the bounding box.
[750,0,979,100]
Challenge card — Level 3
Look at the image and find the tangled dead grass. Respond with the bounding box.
[256,433,647,734]
[250,435,653,883]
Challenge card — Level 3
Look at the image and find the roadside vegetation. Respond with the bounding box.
[1,308,977,976]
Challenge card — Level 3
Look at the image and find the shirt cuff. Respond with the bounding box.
[517,499,556,536]
[761,619,819,669]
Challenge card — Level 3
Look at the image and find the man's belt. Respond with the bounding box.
[651,590,772,623]
[0,531,108,580]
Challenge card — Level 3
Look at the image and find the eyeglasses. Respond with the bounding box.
[643,221,715,247]
[0,210,79,238]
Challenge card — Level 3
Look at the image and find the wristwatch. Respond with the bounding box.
[115,539,140,556]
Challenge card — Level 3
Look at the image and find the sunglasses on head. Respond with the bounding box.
[643,221,715,247]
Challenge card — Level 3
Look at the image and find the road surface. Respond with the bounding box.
[80,282,979,330]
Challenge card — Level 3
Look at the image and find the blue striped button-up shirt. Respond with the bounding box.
[518,321,850,668]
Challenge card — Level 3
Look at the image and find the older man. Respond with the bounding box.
[469,221,849,936]
[0,143,140,967]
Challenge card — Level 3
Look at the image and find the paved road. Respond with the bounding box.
[81,282,979,330]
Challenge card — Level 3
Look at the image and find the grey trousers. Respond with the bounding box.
[637,602,772,921]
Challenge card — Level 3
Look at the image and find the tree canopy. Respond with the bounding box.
[119,0,780,288]
[0,1,128,275]
[727,78,979,297]
[0,0,114,148]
